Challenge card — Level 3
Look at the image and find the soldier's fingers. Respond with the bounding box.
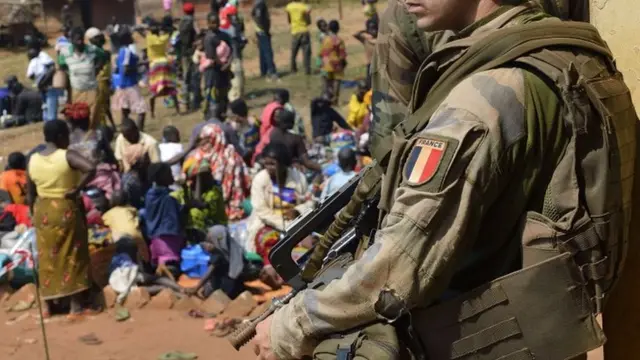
[252,341,261,356]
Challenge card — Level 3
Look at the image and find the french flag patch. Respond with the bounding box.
[405,138,447,186]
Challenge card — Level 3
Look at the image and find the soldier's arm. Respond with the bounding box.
[269,68,531,359]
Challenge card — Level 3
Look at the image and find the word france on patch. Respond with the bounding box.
[405,138,447,186]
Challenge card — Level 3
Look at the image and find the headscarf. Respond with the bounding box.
[184,124,251,220]
[205,225,245,280]
[62,102,91,122]
[183,2,195,14]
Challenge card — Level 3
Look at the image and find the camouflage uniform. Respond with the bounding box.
[269,2,635,360]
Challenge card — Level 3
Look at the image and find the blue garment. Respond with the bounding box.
[321,170,357,200]
[109,253,136,275]
[257,32,277,76]
[43,88,61,122]
[144,186,182,238]
[116,46,140,89]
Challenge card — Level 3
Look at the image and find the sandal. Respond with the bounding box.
[157,351,198,360]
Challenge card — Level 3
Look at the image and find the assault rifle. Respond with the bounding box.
[227,170,367,350]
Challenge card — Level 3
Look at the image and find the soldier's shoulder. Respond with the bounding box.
[426,68,528,149]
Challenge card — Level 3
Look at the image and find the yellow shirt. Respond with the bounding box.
[102,206,143,241]
[102,206,149,262]
[146,33,171,62]
[347,94,368,129]
[285,2,311,35]
[28,149,80,199]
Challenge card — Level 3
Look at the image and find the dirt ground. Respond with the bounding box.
[0,2,372,359]
[0,308,256,360]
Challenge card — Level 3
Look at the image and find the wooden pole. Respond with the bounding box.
[338,0,343,20]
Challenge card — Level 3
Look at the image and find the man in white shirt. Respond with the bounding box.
[26,47,60,122]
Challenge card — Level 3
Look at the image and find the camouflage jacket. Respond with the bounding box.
[269,4,575,359]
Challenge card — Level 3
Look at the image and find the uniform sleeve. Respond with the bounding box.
[270,68,530,359]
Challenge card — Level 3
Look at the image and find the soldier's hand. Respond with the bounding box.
[252,315,277,360]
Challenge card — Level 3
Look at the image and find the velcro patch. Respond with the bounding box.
[404,138,448,186]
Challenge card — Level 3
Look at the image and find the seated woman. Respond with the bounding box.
[245,142,316,283]
[144,162,186,279]
[172,163,227,241]
[184,124,250,221]
[27,120,97,319]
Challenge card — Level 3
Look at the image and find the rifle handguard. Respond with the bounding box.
[227,290,299,350]
[300,165,383,282]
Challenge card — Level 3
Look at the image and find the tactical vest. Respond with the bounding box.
[375,16,638,360]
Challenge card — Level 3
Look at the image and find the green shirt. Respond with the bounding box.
[58,44,106,91]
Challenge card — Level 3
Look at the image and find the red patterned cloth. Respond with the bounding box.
[62,102,91,121]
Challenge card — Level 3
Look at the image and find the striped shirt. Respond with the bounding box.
[57,44,105,91]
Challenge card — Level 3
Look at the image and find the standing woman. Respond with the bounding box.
[85,28,116,130]
[27,120,97,319]
[146,18,180,118]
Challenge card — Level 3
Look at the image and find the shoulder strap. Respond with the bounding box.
[392,20,613,146]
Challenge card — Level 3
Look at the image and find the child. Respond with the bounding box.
[182,225,263,299]
[228,98,260,164]
[321,147,357,200]
[144,163,185,279]
[354,19,378,87]
[159,125,184,189]
[321,20,347,105]
[102,190,149,263]
[346,81,369,130]
[190,31,206,110]
[315,18,329,76]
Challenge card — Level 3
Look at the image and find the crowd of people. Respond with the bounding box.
[0,0,379,318]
